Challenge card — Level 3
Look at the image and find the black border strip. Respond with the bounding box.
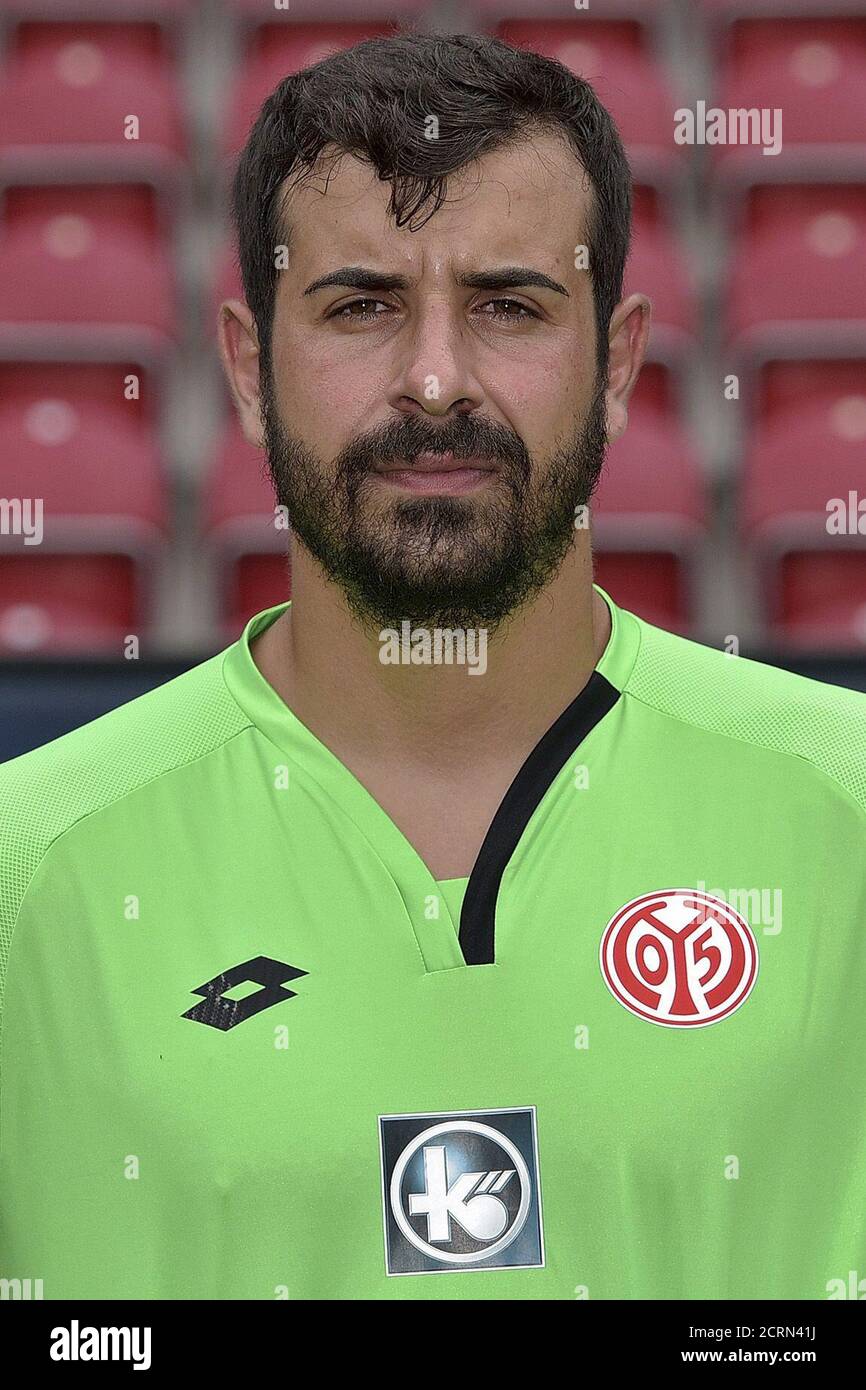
[458,672,621,966]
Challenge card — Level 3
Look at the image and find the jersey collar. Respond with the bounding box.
[220,584,641,969]
[224,582,640,711]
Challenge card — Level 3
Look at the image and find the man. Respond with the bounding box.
[1,32,865,1301]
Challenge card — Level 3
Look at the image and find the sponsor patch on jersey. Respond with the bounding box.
[378,1107,544,1275]
[600,889,758,1028]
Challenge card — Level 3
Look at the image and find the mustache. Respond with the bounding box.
[333,412,531,482]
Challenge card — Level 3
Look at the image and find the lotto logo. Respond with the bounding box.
[378,1108,544,1275]
[600,889,759,1028]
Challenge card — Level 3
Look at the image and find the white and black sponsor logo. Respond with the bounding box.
[378,1107,544,1275]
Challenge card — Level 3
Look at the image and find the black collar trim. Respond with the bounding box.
[458,672,621,966]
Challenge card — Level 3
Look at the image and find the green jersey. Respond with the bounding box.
[2,585,865,1300]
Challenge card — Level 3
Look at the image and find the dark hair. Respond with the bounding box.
[232,30,632,378]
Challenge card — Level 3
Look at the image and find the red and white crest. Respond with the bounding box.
[600,889,758,1028]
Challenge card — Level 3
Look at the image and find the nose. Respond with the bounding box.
[386,299,486,420]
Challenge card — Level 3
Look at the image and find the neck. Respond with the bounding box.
[250,533,611,774]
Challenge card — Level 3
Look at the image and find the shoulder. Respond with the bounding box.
[0,649,251,953]
[623,613,866,815]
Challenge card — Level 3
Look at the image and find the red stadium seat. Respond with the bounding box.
[203,417,288,633]
[624,188,696,363]
[226,0,425,16]
[225,22,396,156]
[0,556,140,655]
[700,0,863,20]
[592,368,706,632]
[0,358,157,424]
[0,362,168,653]
[226,554,291,636]
[0,186,177,364]
[0,23,187,188]
[479,0,664,20]
[728,186,866,358]
[768,555,866,648]
[204,416,274,538]
[741,361,866,647]
[2,1,191,18]
[0,362,167,530]
[755,357,866,417]
[497,20,679,184]
[714,20,866,184]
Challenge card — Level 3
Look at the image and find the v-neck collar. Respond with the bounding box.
[221,585,641,972]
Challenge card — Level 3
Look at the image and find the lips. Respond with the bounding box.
[377,452,497,475]
[373,452,497,496]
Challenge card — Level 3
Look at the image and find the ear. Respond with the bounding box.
[604,292,652,444]
[217,298,266,449]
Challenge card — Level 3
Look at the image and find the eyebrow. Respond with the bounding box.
[303,265,570,298]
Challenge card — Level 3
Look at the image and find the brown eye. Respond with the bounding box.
[479,298,538,322]
[330,299,390,322]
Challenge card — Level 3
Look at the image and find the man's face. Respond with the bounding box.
[260,131,610,631]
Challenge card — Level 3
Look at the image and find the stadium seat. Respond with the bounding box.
[624,188,696,363]
[203,417,289,633]
[0,361,167,519]
[592,367,706,632]
[727,185,866,358]
[714,19,866,184]
[0,358,158,423]
[754,357,866,417]
[741,361,866,647]
[0,23,187,189]
[0,556,141,655]
[0,186,177,364]
[225,21,396,156]
[768,555,866,648]
[204,416,274,537]
[226,0,425,17]
[2,1,191,18]
[700,0,863,21]
[478,0,664,21]
[497,20,678,184]
[0,362,168,653]
[224,554,291,636]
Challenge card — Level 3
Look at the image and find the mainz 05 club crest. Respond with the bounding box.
[600,889,759,1028]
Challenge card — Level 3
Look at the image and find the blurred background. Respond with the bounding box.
[0,0,865,758]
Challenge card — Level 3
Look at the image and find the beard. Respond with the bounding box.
[259,369,609,633]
